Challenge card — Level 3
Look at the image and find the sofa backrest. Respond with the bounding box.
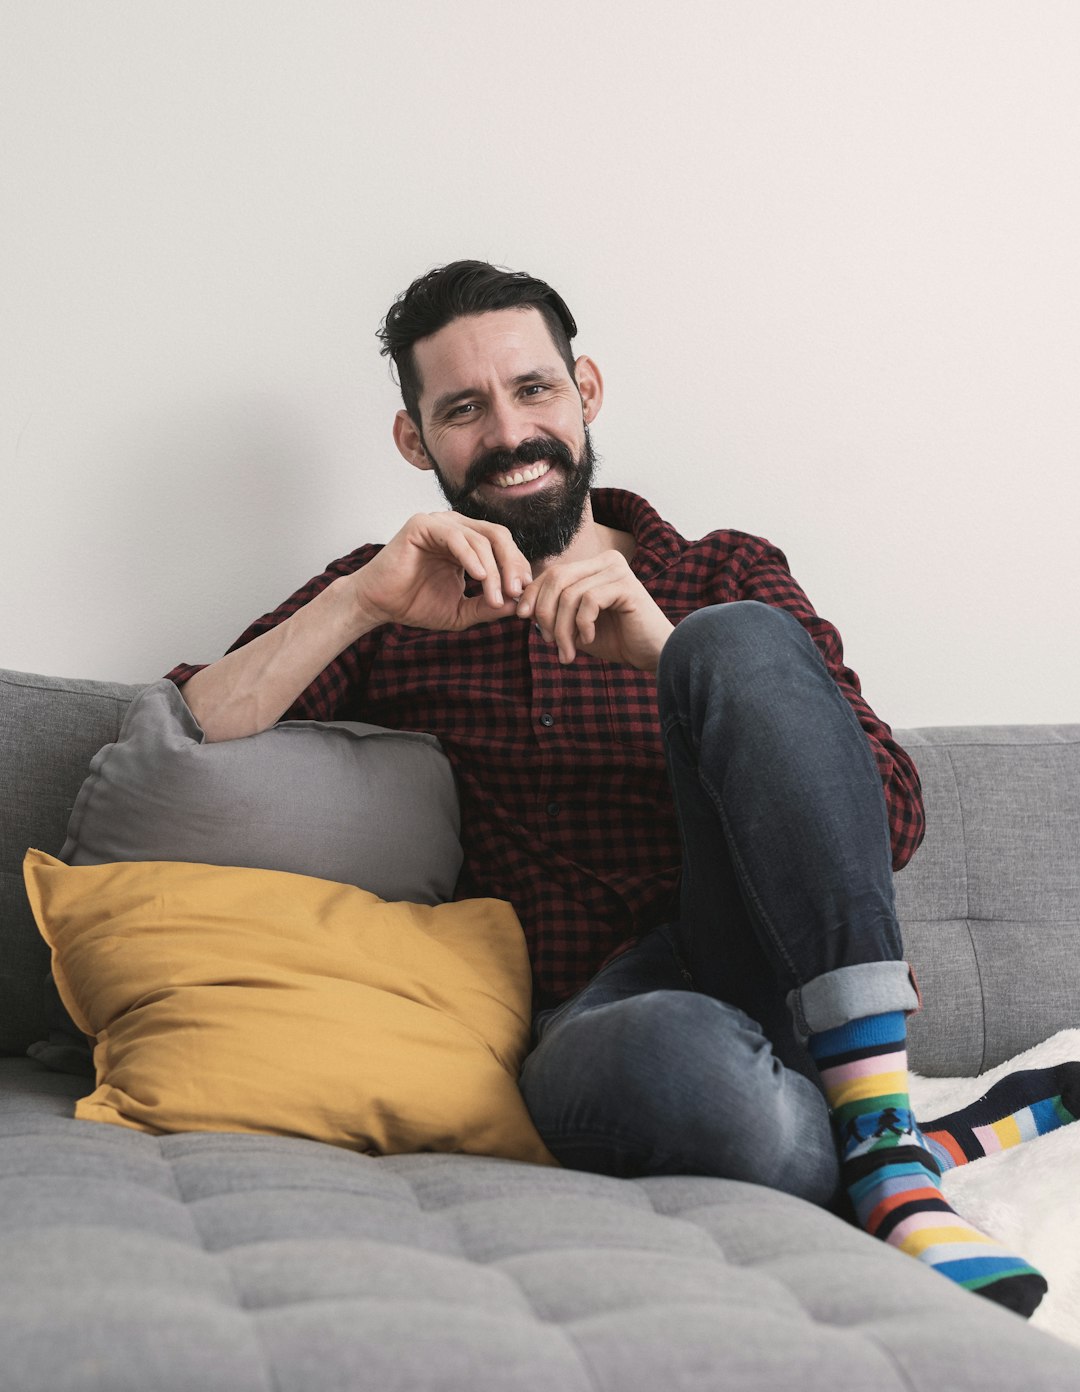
[2,666,1078,1075]
[1,669,140,1056]
[892,724,1080,1074]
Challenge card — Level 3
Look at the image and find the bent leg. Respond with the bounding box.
[656,600,916,1027]
[656,603,1045,1316]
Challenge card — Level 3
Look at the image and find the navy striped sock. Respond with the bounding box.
[809,1011,1047,1318]
[921,1063,1080,1170]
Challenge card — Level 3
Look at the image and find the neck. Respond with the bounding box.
[532,497,635,574]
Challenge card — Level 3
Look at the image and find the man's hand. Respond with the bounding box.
[349,512,534,633]
[182,512,534,744]
[515,551,675,673]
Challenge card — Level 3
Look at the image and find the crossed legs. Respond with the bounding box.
[520,602,1051,1315]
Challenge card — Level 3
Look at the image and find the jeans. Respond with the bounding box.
[519,601,919,1207]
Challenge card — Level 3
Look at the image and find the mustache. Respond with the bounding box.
[462,437,576,495]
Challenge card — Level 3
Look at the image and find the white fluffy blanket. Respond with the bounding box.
[908,1028,1080,1350]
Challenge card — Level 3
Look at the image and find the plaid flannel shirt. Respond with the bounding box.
[168,488,924,1008]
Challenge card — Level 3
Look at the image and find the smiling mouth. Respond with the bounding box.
[486,460,553,490]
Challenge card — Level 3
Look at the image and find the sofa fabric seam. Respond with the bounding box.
[944,748,988,1073]
[173,1147,285,1392]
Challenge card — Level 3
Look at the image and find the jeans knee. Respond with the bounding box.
[662,602,805,676]
[521,991,705,1133]
[541,990,697,1094]
[658,603,819,730]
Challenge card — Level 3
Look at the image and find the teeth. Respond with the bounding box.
[492,460,552,489]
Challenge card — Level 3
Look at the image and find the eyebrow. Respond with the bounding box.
[429,370,561,421]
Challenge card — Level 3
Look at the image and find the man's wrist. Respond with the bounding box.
[636,616,675,675]
[326,572,387,642]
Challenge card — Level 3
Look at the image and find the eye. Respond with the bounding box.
[450,403,477,417]
[522,384,549,398]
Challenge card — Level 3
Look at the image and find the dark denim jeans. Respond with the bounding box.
[519,602,918,1207]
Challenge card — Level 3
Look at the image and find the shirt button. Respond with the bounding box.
[539,713,555,728]
[546,802,560,817]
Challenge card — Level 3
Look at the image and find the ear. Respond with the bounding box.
[393,409,432,472]
[574,355,604,425]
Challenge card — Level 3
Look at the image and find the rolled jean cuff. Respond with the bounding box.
[786,961,921,1043]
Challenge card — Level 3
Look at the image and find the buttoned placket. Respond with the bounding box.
[529,621,568,825]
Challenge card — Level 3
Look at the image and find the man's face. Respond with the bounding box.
[405,308,600,564]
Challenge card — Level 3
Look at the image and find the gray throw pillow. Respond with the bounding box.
[58,678,462,899]
[30,678,463,1075]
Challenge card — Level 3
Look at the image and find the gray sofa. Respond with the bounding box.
[3,665,1080,1391]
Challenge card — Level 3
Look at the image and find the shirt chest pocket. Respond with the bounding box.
[602,661,665,754]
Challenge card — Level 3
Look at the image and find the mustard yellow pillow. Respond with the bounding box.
[23,850,555,1166]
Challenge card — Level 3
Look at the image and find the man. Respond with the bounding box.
[169,260,1075,1319]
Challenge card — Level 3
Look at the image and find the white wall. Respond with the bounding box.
[3,1,1078,727]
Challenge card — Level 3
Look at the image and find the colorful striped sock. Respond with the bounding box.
[808,1011,1047,1319]
[920,1064,1080,1171]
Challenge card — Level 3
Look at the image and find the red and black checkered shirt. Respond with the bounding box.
[167,488,924,1008]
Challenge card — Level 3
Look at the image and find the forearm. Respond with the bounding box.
[181,575,378,742]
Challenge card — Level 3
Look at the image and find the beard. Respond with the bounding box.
[428,429,598,565]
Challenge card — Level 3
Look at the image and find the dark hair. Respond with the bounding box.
[377,260,578,424]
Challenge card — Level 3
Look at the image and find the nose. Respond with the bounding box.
[480,394,534,454]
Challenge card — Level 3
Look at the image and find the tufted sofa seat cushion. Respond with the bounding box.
[4,1059,1080,1392]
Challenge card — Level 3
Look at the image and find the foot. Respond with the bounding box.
[920,1063,1080,1169]
[810,1012,1047,1317]
[841,1104,1047,1317]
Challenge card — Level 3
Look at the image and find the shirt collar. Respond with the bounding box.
[590,488,686,581]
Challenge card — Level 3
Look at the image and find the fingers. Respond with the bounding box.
[478,521,534,601]
[425,515,532,608]
[457,592,521,630]
[517,554,634,664]
[554,589,606,663]
[440,527,506,610]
